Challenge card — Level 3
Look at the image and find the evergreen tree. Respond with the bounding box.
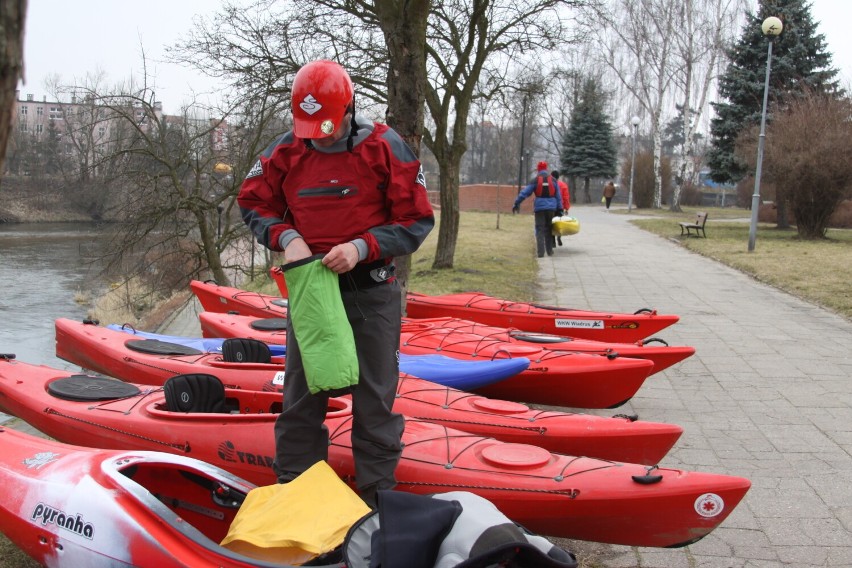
[708,0,839,185]
[560,78,617,204]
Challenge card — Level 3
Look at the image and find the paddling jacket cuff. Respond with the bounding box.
[280,233,368,263]
[278,230,303,252]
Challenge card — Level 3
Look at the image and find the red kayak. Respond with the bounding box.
[0,358,751,548]
[271,268,680,343]
[399,317,695,375]
[190,282,658,409]
[55,317,680,464]
[405,291,681,343]
[192,279,290,320]
[0,426,345,568]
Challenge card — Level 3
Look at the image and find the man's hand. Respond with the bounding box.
[323,242,360,274]
[512,205,520,214]
[283,238,312,264]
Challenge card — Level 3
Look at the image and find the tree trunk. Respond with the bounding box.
[583,176,591,203]
[652,126,663,209]
[374,0,430,312]
[432,160,460,269]
[0,0,27,179]
[775,192,790,230]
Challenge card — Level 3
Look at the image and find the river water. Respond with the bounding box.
[0,222,109,370]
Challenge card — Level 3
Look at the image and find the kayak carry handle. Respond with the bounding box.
[632,465,663,485]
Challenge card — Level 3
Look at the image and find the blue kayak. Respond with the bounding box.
[106,325,529,390]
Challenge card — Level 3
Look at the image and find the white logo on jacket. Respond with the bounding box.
[299,94,322,115]
[246,160,263,178]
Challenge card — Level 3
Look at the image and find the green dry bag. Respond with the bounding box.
[282,255,359,394]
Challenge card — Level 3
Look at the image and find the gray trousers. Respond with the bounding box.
[272,280,404,493]
[535,209,557,256]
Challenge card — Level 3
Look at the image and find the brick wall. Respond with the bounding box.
[428,184,530,213]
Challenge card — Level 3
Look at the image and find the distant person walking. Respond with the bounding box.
[552,170,570,247]
[602,181,616,211]
[513,161,563,258]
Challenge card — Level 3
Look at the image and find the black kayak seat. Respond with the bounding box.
[163,373,225,413]
[221,338,272,364]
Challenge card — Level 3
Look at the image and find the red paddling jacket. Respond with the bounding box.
[238,114,434,264]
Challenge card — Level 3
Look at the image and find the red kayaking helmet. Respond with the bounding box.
[537,161,548,171]
[291,60,354,139]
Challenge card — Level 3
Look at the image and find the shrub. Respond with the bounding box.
[620,150,672,208]
[738,93,852,238]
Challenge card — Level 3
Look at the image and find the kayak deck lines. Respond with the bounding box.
[45,403,192,453]
[325,413,620,485]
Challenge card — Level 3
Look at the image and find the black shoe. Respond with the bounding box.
[557,237,563,246]
[546,251,553,256]
[537,253,544,258]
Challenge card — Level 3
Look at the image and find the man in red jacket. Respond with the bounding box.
[552,170,571,246]
[238,59,435,507]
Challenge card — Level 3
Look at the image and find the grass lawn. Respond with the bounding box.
[626,207,852,320]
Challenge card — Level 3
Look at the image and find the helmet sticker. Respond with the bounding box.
[416,165,427,188]
[246,160,263,179]
[320,120,334,135]
[299,94,322,115]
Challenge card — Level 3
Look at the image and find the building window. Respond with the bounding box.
[36,124,43,134]
[20,106,28,115]
[37,106,43,116]
[19,123,27,132]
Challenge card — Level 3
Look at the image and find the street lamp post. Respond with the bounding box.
[627,116,640,212]
[516,94,529,195]
[748,16,783,252]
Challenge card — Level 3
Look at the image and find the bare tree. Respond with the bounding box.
[0,0,26,178]
[668,0,744,212]
[73,74,289,294]
[587,0,680,208]
[739,93,852,239]
[425,0,574,268]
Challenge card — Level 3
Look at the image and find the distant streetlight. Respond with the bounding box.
[627,116,640,212]
[516,93,529,195]
[748,16,784,252]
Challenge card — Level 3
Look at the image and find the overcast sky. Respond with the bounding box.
[17,0,852,114]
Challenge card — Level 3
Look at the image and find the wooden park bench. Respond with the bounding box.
[679,211,708,238]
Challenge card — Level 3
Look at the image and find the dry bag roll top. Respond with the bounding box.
[283,255,359,394]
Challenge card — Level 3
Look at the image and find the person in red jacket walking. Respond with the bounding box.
[237,59,435,507]
[552,170,570,246]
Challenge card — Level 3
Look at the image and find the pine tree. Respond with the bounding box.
[560,78,617,204]
[708,0,839,185]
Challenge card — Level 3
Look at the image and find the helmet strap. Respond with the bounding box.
[346,98,358,152]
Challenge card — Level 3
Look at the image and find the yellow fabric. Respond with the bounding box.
[552,216,580,236]
[220,461,371,564]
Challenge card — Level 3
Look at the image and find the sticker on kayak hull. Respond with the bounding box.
[272,371,286,386]
[694,493,724,517]
[554,319,604,329]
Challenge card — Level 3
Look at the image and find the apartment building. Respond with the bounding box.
[8,91,228,177]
